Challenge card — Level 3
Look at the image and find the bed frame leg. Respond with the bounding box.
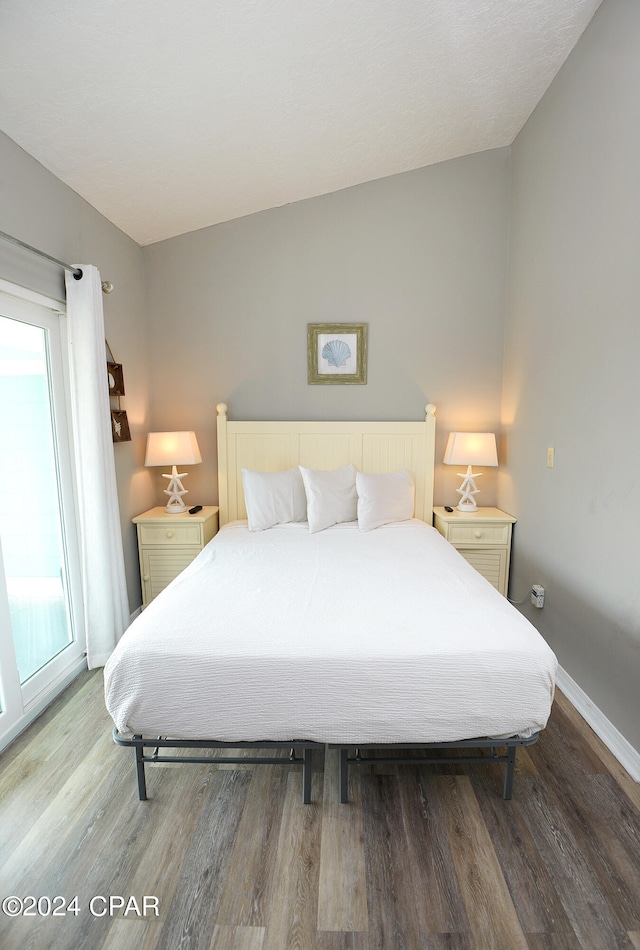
[134,738,148,801]
[503,745,516,800]
[302,747,313,804]
[339,748,349,803]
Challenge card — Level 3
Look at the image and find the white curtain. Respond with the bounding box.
[65,266,129,668]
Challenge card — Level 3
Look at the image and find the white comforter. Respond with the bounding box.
[104,520,557,744]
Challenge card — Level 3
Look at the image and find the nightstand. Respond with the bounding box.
[133,506,219,607]
[432,506,516,596]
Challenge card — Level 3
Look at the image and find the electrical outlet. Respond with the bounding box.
[547,447,555,468]
[531,584,545,608]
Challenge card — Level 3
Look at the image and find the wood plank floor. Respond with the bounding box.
[1,670,639,950]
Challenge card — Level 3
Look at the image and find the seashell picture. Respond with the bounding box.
[307,322,367,385]
[321,337,353,370]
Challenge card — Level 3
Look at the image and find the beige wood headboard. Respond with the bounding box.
[216,402,437,526]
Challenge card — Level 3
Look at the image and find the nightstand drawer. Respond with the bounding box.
[446,523,510,546]
[138,523,203,546]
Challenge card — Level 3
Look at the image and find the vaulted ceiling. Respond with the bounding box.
[0,0,602,246]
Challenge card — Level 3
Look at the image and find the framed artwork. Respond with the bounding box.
[107,361,125,396]
[307,322,368,385]
[106,340,131,442]
[111,410,131,443]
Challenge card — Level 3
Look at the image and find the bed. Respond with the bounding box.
[105,403,557,803]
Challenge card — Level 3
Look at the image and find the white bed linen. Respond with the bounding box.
[104,520,557,744]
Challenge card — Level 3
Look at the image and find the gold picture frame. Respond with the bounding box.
[307,322,368,385]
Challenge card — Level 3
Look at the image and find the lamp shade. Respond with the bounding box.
[443,432,498,467]
[145,431,202,467]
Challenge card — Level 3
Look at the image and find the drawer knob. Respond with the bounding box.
[143,574,150,581]
[166,531,174,538]
[474,530,483,539]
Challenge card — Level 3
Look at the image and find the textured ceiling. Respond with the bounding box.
[0,0,602,246]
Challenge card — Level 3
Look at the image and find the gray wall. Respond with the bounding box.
[0,131,152,611]
[143,148,510,509]
[500,0,640,751]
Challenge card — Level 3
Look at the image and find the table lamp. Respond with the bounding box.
[443,432,498,512]
[145,431,202,513]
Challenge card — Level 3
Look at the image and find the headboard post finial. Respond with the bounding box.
[216,403,228,418]
[425,403,436,419]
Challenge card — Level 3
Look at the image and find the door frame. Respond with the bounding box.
[0,280,87,751]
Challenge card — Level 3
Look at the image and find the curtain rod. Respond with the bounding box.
[0,229,114,293]
[0,228,83,279]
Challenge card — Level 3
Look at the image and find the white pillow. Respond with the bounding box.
[241,468,307,531]
[356,469,415,531]
[299,464,358,534]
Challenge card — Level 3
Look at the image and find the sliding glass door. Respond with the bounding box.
[0,286,85,749]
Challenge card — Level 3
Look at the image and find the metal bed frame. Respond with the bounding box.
[332,734,540,803]
[114,729,538,804]
[113,730,321,803]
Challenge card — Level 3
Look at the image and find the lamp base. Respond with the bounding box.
[163,465,189,513]
[455,465,482,512]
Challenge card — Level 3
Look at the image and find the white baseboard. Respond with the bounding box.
[556,665,640,783]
